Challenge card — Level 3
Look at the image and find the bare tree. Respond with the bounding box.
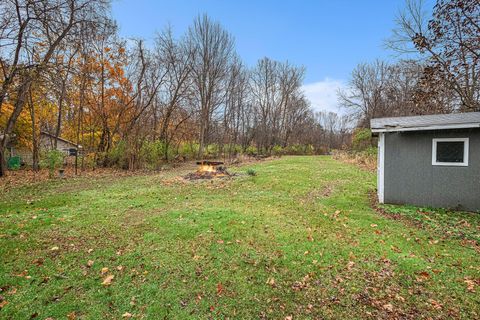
[388,0,480,111]
[187,14,235,158]
[154,27,193,160]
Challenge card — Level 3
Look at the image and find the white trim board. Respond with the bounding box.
[371,123,480,133]
[377,132,385,203]
[432,137,469,167]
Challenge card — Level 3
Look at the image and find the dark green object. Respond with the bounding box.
[7,156,21,169]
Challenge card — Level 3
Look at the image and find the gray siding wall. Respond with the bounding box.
[384,129,480,211]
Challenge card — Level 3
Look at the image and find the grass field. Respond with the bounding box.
[1,156,479,319]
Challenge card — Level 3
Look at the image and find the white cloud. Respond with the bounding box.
[302,78,346,114]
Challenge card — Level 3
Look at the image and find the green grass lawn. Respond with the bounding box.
[1,156,479,319]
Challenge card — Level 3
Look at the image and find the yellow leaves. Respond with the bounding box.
[86,260,94,267]
[101,267,109,275]
[122,312,133,318]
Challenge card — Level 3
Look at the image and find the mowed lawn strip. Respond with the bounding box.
[0,156,479,319]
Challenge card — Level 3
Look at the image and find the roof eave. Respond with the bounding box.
[371,123,480,133]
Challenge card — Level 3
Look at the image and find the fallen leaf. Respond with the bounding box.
[370,224,378,228]
[347,261,355,270]
[32,258,44,266]
[429,299,443,310]
[217,282,223,295]
[86,260,94,267]
[382,303,393,312]
[102,275,114,286]
[0,300,8,309]
[266,277,276,287]
[390,245,401,253]
[116,265,124,271]
[67,311,76,320]
[130,296,136,306]
[101,267,109,274]
[464,278,476,292]
[50,246,59,251]
[416,271,430,282]
[122,312,132,318]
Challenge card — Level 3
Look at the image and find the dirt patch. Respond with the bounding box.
[300,185,335,206]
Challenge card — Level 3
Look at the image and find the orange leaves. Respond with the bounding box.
[415,271,430,283]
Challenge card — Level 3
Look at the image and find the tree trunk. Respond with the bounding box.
[0,79,31,177]
[0,146,6,177]
[54,82,66,149]
[28,90,39,171]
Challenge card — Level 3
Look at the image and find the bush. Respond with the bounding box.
[246,168,257,176]
[245,145,258,156]
[179,143,199,160]
[140,140,166,169]
[352,128,374,152]
[272,145,284,156]
[105,140,128,169]
[41,149,65,178]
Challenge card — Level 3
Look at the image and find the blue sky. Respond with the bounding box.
[111,0,418,113]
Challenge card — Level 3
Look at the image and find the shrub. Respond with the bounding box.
[140,140,166,169]
[246,168,257,176]
[105,140,128,169]
[245,145,258,156]
[179,143,199,160]
[41,149,65,178]
[352,128,374,152]
[272,145,284,156]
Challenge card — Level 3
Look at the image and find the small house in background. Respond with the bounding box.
[39,131,80,156]
[371,112,480,212]
[8,131,81,167]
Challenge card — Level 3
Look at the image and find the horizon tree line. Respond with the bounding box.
[0,1,349,176]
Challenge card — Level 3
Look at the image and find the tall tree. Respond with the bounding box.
[388,0,480,111]
[187,14,235,158]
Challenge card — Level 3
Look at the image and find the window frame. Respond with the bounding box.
[432,137,469,167]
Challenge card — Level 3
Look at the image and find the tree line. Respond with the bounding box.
[0,0,350,176]
[340,0,479,127]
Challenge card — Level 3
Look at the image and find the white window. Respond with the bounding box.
[432,138,469,166]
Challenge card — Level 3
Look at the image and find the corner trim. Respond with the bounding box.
[378,132,385,203]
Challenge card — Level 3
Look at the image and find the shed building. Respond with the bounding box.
[371,112,480,212]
